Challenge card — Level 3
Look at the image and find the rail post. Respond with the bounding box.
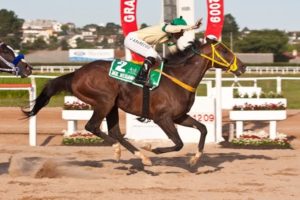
[276,76,282,94]
[29,77,37,146]
[215,68,223,142]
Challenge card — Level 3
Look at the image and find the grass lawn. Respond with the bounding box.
[0,72,299,108]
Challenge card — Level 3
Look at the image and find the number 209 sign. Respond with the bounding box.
[126,97,216,143]
[177,97,216,143]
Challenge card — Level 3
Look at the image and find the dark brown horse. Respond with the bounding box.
[0,41,32,77]
[23,38,246,166]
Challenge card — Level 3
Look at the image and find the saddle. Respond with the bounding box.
[109,59,164,89]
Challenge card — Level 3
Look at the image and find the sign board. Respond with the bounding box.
[69,49,114,62]
[120,0,144,62]
[204,0,224,40]
[126,96,216,143]
[177,97,216,143]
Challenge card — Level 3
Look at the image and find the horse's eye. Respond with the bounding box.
[221,49,228,55]
[2,48,11,54]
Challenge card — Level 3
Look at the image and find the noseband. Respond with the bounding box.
[0,42,25,75]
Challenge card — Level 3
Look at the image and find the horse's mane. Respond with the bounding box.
[165,39,202,66]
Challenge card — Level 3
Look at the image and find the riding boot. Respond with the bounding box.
[135,57,156,86]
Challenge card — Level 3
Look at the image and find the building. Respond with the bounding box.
[67,35,84,48]
[22,19,62,43]
[236,53,274,63]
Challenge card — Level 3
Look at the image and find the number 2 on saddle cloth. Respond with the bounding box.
[109,59,164,90]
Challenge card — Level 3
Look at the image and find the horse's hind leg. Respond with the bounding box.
[147,116,184,154]
[174,114,207,166]
[106,105,152,166]
[85,109,117,145]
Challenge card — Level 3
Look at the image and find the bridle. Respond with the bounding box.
[155,41,240,93]
[192,42,239,72]
[0,42,26,75]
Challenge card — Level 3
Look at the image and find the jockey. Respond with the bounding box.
[124,16,202,86]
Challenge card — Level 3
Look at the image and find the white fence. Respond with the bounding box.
[37,66,81,73]
[33,65,300,74]
[1,75,299,146]
[245,66,300,74]
[203,76,300,94]
[0,76,37,146]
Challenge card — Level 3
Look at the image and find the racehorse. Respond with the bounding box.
[22,38,246,166]
[0,41,32,77]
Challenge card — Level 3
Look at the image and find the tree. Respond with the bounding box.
[83,24,99,30]
[102,23,121,35]
[222,14,239,50]
[31,37,48,50]
[114,34,125,49]
[0,9,24,49]
[60,24,70,36]
[48,36,59,50]
[60,39,69,50]
[75,38,95,49]
[236,29,289,61]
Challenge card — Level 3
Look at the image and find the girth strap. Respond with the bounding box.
[136,85,151,122]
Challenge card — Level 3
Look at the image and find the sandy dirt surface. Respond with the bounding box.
[0,108,300,200]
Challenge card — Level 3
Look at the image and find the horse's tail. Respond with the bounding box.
[22,72,74,118]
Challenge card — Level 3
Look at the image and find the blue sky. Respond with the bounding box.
[1,0,299,31]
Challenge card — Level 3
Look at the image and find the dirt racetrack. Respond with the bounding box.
[0,107,300,200]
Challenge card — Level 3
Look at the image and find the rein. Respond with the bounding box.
[154,69,196,93]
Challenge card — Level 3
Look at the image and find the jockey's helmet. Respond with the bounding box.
[171,16,187,26]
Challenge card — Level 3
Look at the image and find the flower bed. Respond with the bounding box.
[230,131,291,148]
[232,102,286,111]
[64,101,91,110]
[62,131,103,146]
[233,90,284,99]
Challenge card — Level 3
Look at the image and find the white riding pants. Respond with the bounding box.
[124,32,159,59]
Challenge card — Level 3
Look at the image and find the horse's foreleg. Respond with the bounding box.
[106,105,152,166]
[150,117,184,154]
[85,110,117,145]
[175,114,207,166]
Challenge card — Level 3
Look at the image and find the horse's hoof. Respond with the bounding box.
[134,151,152,166]
[141,143,152,152]
[113,143,121,162]
[189,156,199,167]
[189,151,203,167]
[142,156,152,166]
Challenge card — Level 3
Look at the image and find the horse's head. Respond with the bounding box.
[200,37,246,76]
[0,42,32,78]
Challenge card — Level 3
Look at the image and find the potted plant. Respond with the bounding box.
[230,102,287,121]
[232,90,287,110]
[229,102,287,139]
[62,100,93,121]
[230,130,291,148]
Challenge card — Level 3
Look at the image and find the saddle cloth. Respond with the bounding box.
[109,59,164,90]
